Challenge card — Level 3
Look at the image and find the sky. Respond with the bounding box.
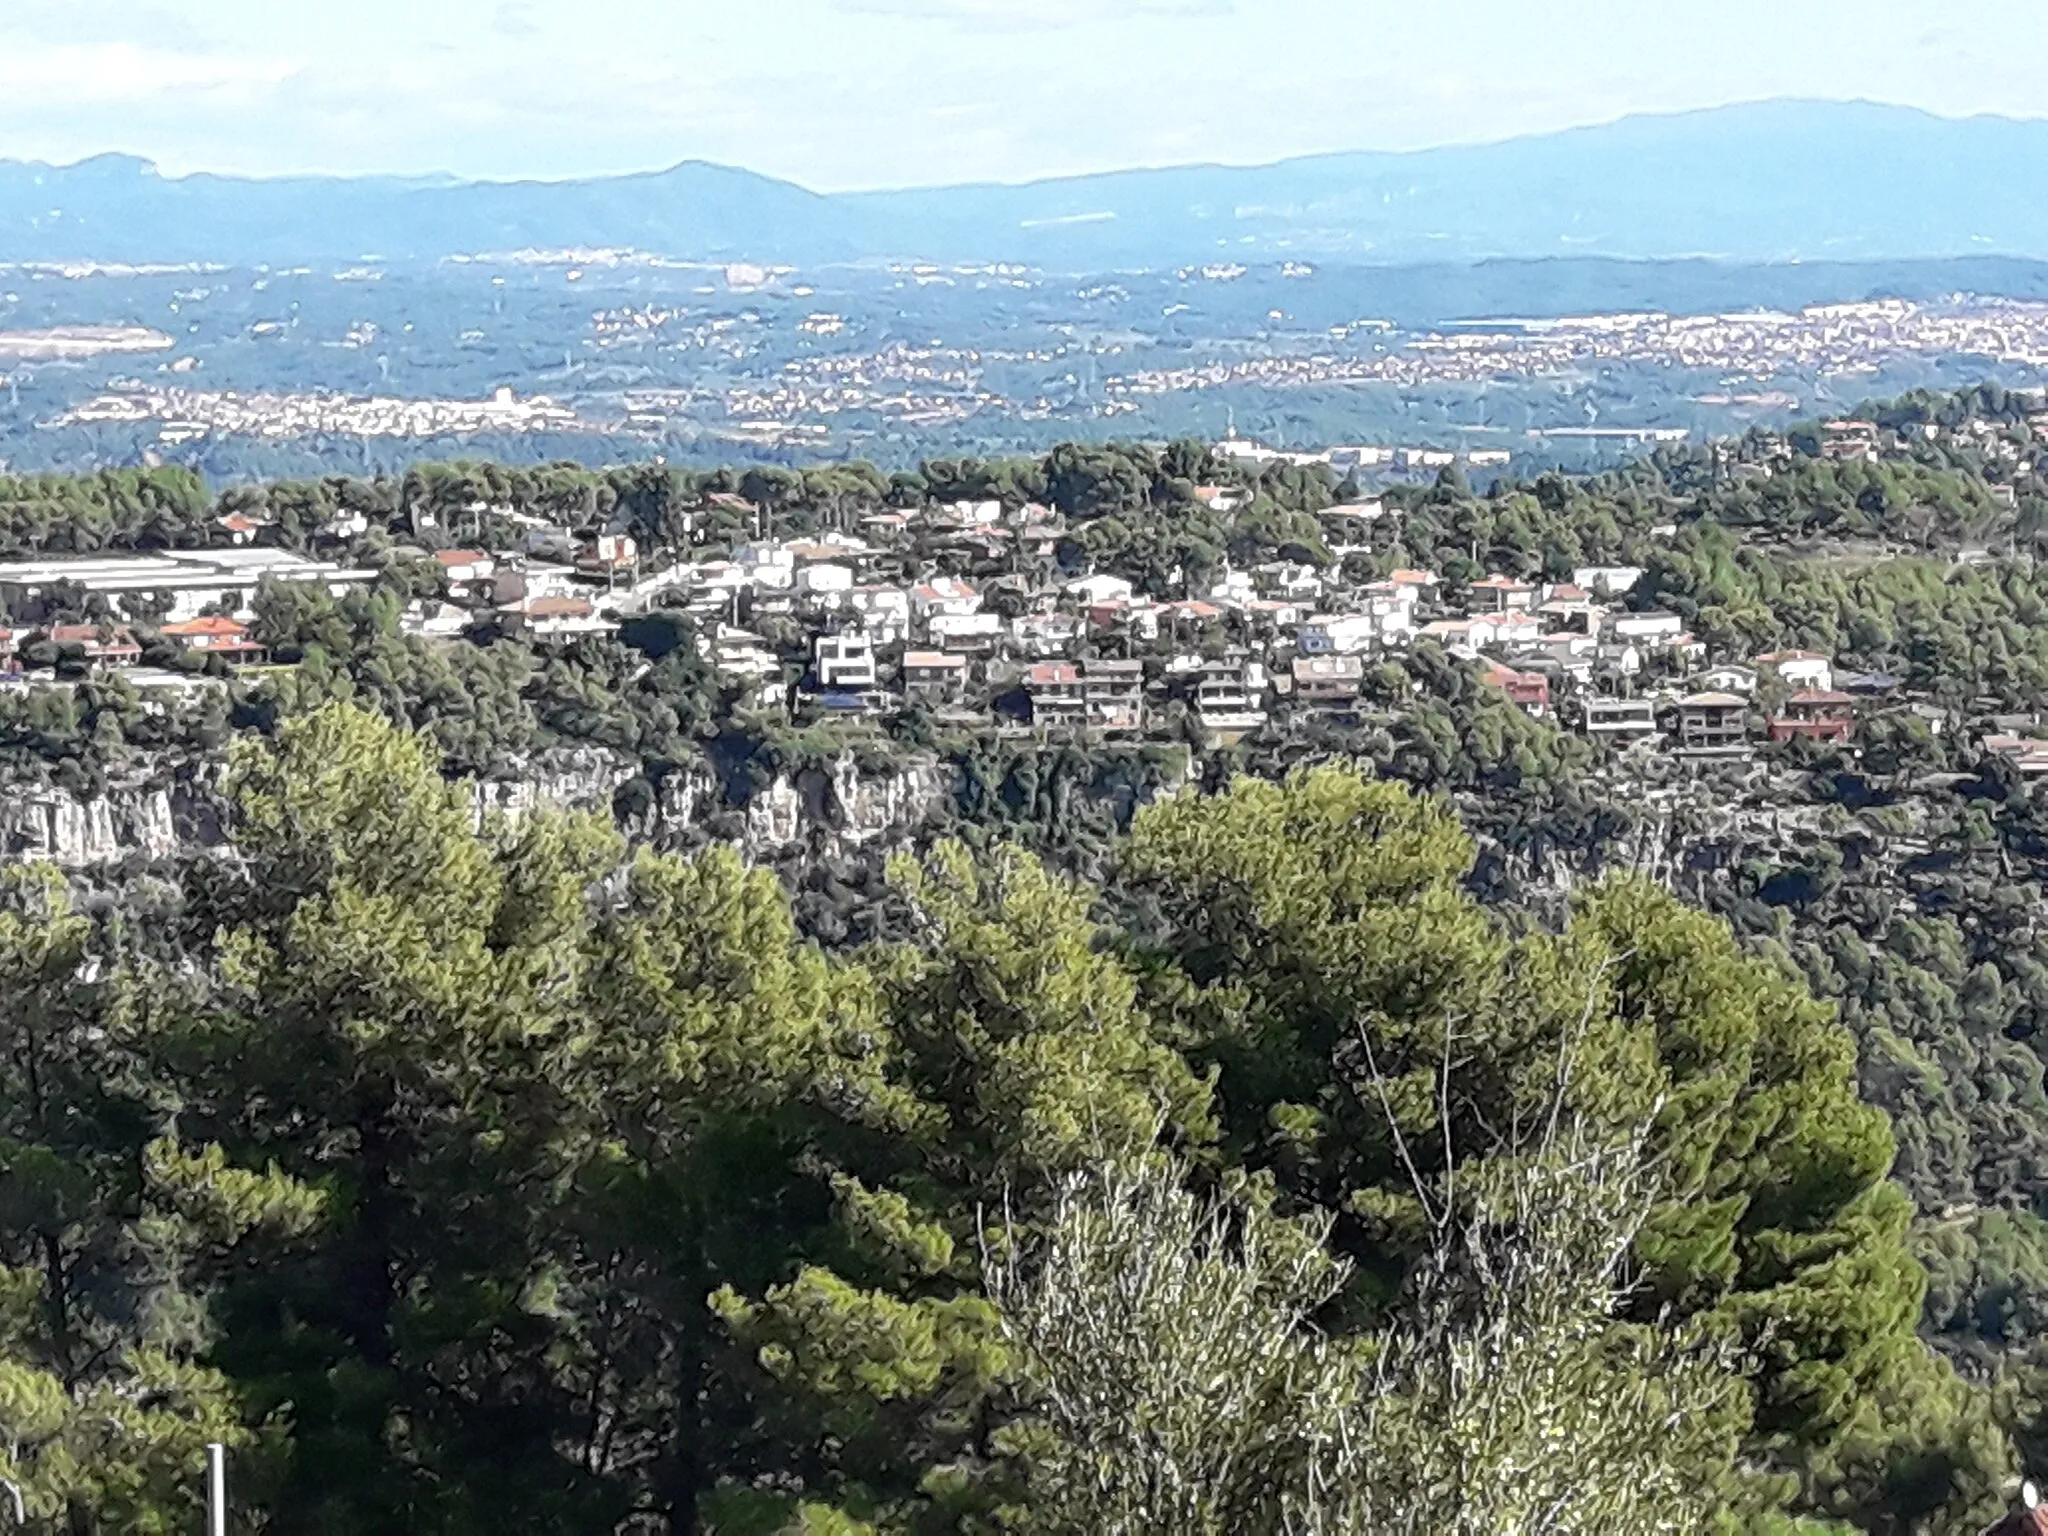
[3,0,2048,189]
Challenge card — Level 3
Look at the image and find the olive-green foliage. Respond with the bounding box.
[1119,768,2009,1532]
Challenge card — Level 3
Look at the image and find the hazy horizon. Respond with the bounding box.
[5,0,2048,190]
[6,95,2043,194]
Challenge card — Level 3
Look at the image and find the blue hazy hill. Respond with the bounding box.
[2,100,2044,269]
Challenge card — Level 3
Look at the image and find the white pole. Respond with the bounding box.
[205,1442,226,1536]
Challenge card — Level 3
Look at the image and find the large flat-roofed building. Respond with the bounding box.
[0,550,378,623]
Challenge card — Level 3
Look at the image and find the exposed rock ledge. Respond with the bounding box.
[0,749,960,870]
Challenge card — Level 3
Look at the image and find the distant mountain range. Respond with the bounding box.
[5,99,2048,271]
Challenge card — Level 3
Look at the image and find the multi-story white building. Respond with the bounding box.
[0,550,378,623]
[814,632,878,691]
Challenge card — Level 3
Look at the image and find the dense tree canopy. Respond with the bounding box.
[0,706,2015,1531]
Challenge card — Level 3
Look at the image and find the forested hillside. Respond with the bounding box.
[0,707,2008,1532]
[6,387,2048,1527]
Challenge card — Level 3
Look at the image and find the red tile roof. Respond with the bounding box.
[162,616,250,639]
[49,624,139,649]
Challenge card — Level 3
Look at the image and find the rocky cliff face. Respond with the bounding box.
[1465,760,1849,915]
[0,759,227,866]
[0,749,959,870]
[616,754,957,859]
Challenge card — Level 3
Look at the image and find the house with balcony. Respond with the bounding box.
[1359,581,1421,643]
[1064,573,1135,606]
[1417,617,1500,655]
[1385,568,1441,596]
[1582,697,1660,748]
[1241,599,1310,636]
[1292,654,1364,708]
[930,611,1005,657]
[1984,734,2048,778]
[1190,655,1268,743]
[1606,610,1687,644]
[1085,600,1163,643]
[1699,663,1758,696]
[1466,574,1540,615]
[1024,662,1087,729]
[517,596,614,643]
[845,586,912,645]
[1768,689,1856,745]
[794,563,856,608]
[1297,613,1380,656]
[1083,660,1145,733]
[706,623,781,681]
[1252,561,1325,604]
[1013,612,1083,657]
[902,651,969,703]
[1536,584,1603,634]
[1573,565,1644,597]
[681,560,748,614]
[786,537,877,573]
[161,615,267,664]
[46,624,143,670]
[910,578,982,637]
[1675,692,1751,752]
[435,549,496,593]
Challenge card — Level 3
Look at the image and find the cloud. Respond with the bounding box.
[0,39,297,106]
[837,0,1232,30]
[493,2,541,38]
[0,0,214,50]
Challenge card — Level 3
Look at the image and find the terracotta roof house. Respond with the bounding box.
[161,615,267,662]
[1479,659,1550,717]
[435,549,496,586]
[1465,573,1540,614]
[1768,688,1856,745]
[903,651,968,701]
[48,624,142,668]
[1024,662,1086,729]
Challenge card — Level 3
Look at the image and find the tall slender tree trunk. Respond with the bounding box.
[349,1094,400,1370]
[657,1195,708,1534]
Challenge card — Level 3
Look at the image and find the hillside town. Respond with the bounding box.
[0,410,2034,778]
[1105,298,2048,402]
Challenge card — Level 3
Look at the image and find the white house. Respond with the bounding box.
[795,563,855,597]
[1297,614,1381,656]
[1574,566,1645,597]
[1699,663,1758,696]
[936,499,1003,526]
[1013,612,1084,656]
[1253,562,1325,603]
[1417,617,1501,654]
[814,632,878,691]
[1756,650,1833,692]
[930,611,1005,653]
[910,578,982,632]
[1605,610,1686,643]
[1065,573,1136,606]
[706,623,781,680]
